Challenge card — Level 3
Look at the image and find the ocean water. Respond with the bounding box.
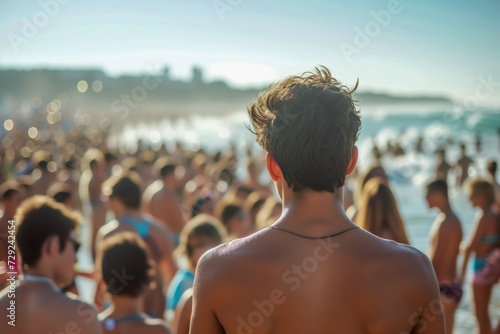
[78,106,500,332]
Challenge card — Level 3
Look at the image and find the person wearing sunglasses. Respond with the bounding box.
[0,195,102,334]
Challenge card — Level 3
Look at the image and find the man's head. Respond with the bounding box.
[103,173,142,217]
[154,157,178,189]
[220,203,250,238]
[247,66,360,196]
[425,179,449,209]
[487,160,497,178]
[15,195,80,286]
[0,180,22,215]
[47,183,74,210]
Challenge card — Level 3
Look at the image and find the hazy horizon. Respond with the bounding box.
[1,0,499,107]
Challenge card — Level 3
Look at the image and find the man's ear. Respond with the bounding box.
[45,235,60,256]
[346,146,358,176]
[266,153,281,182]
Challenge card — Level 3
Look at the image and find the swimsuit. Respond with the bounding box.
[166,269,195,311]
[119,215,162,261]
[98,314,148,331]
[472,234,500,285]
[439,282,463,303]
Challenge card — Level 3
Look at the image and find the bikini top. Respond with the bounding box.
[119,215,162,262]
[481,234,500,244]
[98,314,148,331]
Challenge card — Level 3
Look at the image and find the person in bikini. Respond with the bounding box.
[95,172,177,318]
[460,179,500,334]
[189,66,444,334]
[0,195,102,334]
[98,232,172,334]
[425,179,463,333]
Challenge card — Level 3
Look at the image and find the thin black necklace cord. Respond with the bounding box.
[269,225,359,239]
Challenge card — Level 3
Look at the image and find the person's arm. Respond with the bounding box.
[459,215,484,283]
[173,289,193,334]
[153,222,178,286]
[189,252,225,334]
[412,252,446,333]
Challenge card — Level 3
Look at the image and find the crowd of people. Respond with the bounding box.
[0,66,499,333]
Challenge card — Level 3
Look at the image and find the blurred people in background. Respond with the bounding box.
[0,196,102,334]
[220,202,253,240]
[460,179,500,334]
[486,160,500,210]
[454,143,474,187]
[98,232,171,334]
[167,214,225,331]
[79,148,107,259]
[356,177,410,244]
[31,150,57,195]
[347,164,388,222]
[95,173,177,318]
[425,179,463,334]
[435,148,451,181]
[0,181,23,288]
[143,157,186,245]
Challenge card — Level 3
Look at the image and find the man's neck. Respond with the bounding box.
[277,188,351,233]
[23,266,56,283]
[438,201,452,215]
[119,208,142,220]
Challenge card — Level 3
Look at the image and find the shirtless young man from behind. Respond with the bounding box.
[426,179,463,333]
[190,67,445,334]
[0,195,102,334]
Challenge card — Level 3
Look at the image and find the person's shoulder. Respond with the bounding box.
[440,212,462,232]
[98,219,119,239]
[366,235,434,278]
[143,318,172,334]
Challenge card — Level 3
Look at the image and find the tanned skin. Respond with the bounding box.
[190,150,444,334]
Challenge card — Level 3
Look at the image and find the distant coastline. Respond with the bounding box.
[0,67,453,119]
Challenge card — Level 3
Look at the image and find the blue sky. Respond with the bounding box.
[0,0,499,105]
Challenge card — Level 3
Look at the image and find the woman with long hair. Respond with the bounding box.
[356,177,410,244]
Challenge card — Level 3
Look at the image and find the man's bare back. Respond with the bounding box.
[0,281,102,334]
[191,222,443,334]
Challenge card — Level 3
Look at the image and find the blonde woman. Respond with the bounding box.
[356,177,410,244]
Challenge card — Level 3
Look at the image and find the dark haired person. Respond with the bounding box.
[190,67,444,334]
[0,181,23,288]
[48,182,75,210]
[425,179,463,333]
[98,232,172,334]
[220,202,252,240]
[486,160,500,210]
[0,195,102,334]
[454,143,473,187]
[96,173,177,318]
[143,158,186,245]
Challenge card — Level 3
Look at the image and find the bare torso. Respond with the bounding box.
[0,281,102,334]
[428,211,462,283]
[191,225,443,334]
